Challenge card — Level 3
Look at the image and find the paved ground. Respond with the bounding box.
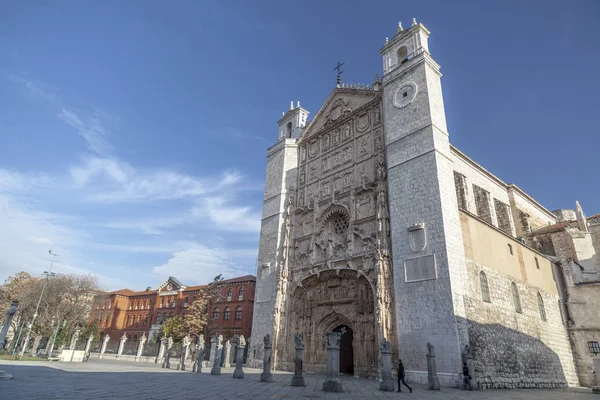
[0,358,597,400]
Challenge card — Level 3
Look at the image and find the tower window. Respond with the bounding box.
[286,122,292,138]
[397,46,408,64]
[537,292,547,321]
[511,282,522,313]
[479,271,491,303]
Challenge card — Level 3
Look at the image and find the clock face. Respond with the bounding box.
[167,283,173,291]
[393,82,417,108]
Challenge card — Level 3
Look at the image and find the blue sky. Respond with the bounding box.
[1,0,598,290]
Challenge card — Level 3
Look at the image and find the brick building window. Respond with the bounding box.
[160,297,164,308]
[144,315,148,326]
[156,314,162,324]
[235,307,242,320]
[479,271,491,303]
[213,308,220,320]
[105,314,109,325]
[238,288,244,301]
[511,282,522,313]
[184,297,189,307]
[537,293,547,321]
[169,312,174,319]
[224,307,230,320]
[125,315,130,326]
[227,290,232,302]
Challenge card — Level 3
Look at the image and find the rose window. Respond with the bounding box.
[333,214,349,235]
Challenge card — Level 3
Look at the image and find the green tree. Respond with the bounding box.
[184,274,223,339]
[160,315,187,342]
[81,322,100,340]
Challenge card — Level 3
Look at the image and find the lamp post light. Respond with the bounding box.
[19,250,58,360]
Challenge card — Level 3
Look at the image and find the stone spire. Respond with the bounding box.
[576,201,588,233]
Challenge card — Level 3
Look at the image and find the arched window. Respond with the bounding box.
[156,314,162,324]
[479,271,491,303]
[134,334,138,343]
[169,312,174,319]
[135,301,139,310]
[227,290,232,302]
[511,282,522,313]
[213,308,220,320]
[397,46,408,64]
[127,335,131,341]
[286,122,293,137]
[224,307,230,320]
[143,315,148,326]
[105,314,109,324]
[235,307,242,320]
[185,296,189,307]
[125,315,130,326]
[537,293,547,321]
[160,297,164,308]
[238,288,244,301]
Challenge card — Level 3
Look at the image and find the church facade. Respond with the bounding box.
[248,20,593,388]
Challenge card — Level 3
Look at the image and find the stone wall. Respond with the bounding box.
[463,261,579,388]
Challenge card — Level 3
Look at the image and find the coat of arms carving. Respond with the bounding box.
[407,222,426,253]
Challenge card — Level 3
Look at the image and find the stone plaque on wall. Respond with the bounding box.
[404,254,437,282]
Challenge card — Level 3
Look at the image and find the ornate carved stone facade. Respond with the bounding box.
[266,89,395,377]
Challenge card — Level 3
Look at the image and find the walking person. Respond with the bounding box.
[462,362,473,390]
[397,359,412,393]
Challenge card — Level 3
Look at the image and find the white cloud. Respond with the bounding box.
[59,107,115,157]
[28,237,54,245]
[195,196,261,233]
[152,244,255,285]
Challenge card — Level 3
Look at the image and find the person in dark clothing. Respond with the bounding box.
[462,362,473,390]
[397,359,412,393]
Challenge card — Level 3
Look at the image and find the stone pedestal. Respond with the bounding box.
[136,334,146,362]
[379,338,394,391]
[426,342,440,390]
[322,332,342,392]
[156,337,167,364]
[291,333,306,387]
[99,334,110,359]
[0,301,19,352]
[84,334,94,354]
[209,336,217,364]
[178,336,190,370]
[260,334,273,382]
[116,333,127,360]
[162,337,173,369]
[223,340,231,368]
[194,335,205,373]
[210,334,223,375]
[232,335,246,379]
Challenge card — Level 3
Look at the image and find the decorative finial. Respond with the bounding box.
[412,18,417,26]
[374,73,379,84]
[397,22,403,32]
[282,111,285,116]
[297,101,300,108]
[385,37,389,44]
[290,101,294,110]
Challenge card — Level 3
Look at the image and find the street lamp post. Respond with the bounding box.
[19,251,58,360]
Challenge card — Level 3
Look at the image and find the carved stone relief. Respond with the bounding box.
[357,132,372,161]
[356,112,370,133]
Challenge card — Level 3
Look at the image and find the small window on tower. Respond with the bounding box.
[397,46,408,64]
[286,122,292,138]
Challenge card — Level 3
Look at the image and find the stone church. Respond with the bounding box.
[248,20,598,388]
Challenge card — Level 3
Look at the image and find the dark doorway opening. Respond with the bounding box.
[333,325,354,375]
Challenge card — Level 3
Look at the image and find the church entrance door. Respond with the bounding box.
[333,325,354,375]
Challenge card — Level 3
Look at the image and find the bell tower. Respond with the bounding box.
[381,20,469,383]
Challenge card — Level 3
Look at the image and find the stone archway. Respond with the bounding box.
[287,269,378,377]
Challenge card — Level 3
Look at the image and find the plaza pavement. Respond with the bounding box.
[0,358,597,400]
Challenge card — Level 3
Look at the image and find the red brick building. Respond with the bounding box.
[89,275,255,344]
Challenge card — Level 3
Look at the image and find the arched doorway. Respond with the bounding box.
[333,325,354,375]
